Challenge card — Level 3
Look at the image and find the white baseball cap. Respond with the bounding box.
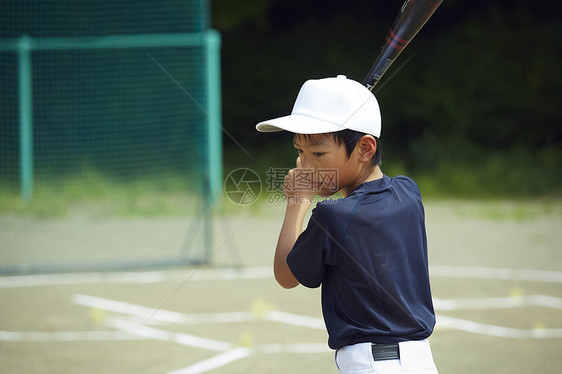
[256,75,381,137]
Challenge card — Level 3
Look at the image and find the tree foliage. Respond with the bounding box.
[214,0,561,196]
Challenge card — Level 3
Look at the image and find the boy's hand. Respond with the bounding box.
[283,157,315,205]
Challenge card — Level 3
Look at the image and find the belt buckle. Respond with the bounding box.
[372,343,400,361]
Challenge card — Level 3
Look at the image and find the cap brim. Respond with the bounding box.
[256,114,346,134]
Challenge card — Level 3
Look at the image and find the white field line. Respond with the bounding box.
[0,330,145,342]
[166,348,252,374]
[430,266,562,284]
[436,314,562,339]
[264,310,325,329]
[434,294,562,311]
[166,344,332,374]
[191,267,273,281]
[257,343,331,354]
[1,266,561,288]
[107,318,231,352]
[0,267,272,288]
[73,294,328,330]
[73,294,254,324]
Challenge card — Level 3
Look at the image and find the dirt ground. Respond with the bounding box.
[0,198,561,373]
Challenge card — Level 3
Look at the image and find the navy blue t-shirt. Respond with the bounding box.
[287,175,435,350]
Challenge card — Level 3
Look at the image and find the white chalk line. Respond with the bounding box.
[166,348,252,374]
[436,314,562,339]
[73,294,328,374]
[434,294,562,311]
[71,294,562,343]
[1,265,561,288]
[433,294,562,338]
[257,343,331,354]
[106,317,231,352]
[6,292,561,344]
[70,293,330,373]
[165,344,332,374]
[74,293,326,328]
[79,292,562,342]
[73,294,254,325]
[0,330,146,342]
[0,266,273,288]
[430,266,562,284]
[264,310,325,330]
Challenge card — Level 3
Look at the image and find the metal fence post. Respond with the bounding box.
[205,29,223,209]
[18,35,33,202]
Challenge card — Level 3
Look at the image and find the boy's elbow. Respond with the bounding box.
[276,275,299,289]
[274,265,299,289]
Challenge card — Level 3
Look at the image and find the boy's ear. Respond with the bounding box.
[356,135,377,163]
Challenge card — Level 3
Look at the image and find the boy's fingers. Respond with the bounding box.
[283,170,292,193]
[284,169,293,184]
[287,169,293,180]
[296,156,302,169]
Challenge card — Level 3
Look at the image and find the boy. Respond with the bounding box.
[256,75,438,374]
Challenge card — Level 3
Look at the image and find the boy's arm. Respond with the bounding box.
[274,157,314,289]
[274,201,310,289]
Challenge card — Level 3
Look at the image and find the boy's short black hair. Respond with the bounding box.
[294,130,383,166]
[332,129,383,166]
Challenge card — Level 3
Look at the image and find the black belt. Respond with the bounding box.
[372,343,400,361]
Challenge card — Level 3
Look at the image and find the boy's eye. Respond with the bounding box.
[296,149,303,154]
[312,152,325,157]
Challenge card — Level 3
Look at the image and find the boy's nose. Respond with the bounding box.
[300,156,311,169]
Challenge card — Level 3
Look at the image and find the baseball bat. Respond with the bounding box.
[362,0,444,90]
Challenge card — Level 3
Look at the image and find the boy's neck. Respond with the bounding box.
[341,165,383,197]
[365,165,384,184]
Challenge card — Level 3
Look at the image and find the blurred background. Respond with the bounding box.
[1,0,561,214]
[216,0,561,197]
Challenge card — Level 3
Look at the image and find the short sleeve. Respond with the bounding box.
[286,204,335,288]
[395,175,422,198]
